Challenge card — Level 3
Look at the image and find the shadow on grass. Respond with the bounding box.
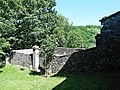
[0,71,3,73]
[0,63,6,68]
[51,47,120,90]
[29,71,42,76]
[52,71,120,90]
[29,67,45,76]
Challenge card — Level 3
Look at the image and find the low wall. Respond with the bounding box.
[9,47,120,74]
[9,47,80,71]
[10,49,33,68]
[49,47,120,74]
[47,47,80,74]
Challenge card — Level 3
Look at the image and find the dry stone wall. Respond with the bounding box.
[9,47,120,74]
[52,47,120,74]
[96,12,120,51]
[10,49,33,68]
[47,47,80,74]
[9,47,80,72]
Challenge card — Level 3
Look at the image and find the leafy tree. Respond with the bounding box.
[55,14,72,47]
[67,25,100,49]
[0,33,10,68]
[0,0,71,67]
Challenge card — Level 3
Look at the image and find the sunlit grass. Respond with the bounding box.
[0,65,66,90]
[0,65,120,90]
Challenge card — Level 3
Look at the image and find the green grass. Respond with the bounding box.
[53,73,120,90]
[0,65,120,90]
[0,65,66,90]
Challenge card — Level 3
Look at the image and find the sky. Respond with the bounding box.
[55,0,120,26]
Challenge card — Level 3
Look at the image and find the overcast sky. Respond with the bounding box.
[55,0,120,26]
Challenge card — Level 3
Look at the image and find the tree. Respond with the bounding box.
[0,0,71,67]
[0,33,10,68]
[67,25,100,49]
[55,14,72,47]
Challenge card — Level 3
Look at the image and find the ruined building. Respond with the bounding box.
[96,11,120,51]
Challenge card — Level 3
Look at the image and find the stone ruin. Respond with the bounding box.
[7,47,80,74]
[6,11,120,75]
[96,11,120,51]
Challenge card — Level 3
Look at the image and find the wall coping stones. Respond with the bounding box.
[12,49,33,55]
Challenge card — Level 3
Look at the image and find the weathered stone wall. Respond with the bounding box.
[10,49,33,68]
[9,47,120,74]
[47,47,80,74]
[9,47,80,71]
[50,47,120,74]
[101,13,120,26]
[101,13,120,35]
[96,12,120,50]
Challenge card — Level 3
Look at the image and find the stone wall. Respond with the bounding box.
[9,47,80,71]
[47,47,80,74]
[96,12,120,50]
[101,12,120,26]
[9,47,120,75]
[49,47,120,74]
[10,49,33,68]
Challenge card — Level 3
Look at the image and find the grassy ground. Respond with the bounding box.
[0,65,120,90]
[0,65,65,90]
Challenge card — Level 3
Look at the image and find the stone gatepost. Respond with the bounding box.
[32,45,40,72]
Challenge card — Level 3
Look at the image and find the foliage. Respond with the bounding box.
[0,0,100,67]
[55,14,72,47]
[0,0,71,67]
[67,25,101,49]
[0,33,10,67]
[0,0,57,48]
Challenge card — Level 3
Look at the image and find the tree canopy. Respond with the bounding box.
[67,25,100,49]
[0,0,71,66]
[0,0,100,67]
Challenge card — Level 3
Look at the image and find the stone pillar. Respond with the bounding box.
[32,45,40,72]
[5,56,10,65]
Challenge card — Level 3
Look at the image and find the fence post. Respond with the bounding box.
[32,45,40,72]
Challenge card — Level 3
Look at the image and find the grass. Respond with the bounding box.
[0,65,66,90]
[53,72,120,90]
[0,65,120,90]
